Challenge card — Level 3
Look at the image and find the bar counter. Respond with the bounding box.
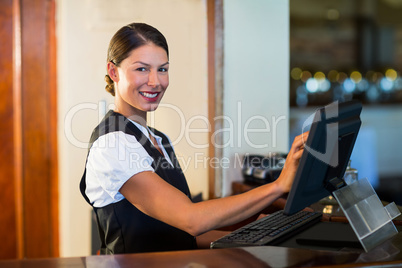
[1,232,402,268]
[3,182,402,268]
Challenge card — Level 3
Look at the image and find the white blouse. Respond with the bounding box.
[85,119,173,208]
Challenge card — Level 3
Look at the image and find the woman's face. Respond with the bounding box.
[112,43,169,117]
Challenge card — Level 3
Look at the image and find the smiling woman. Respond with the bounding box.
[80,24,197,254]
[79,22,306,255]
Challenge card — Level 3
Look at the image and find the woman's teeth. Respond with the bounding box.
[140,92,158,98]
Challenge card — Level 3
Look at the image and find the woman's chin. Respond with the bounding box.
[144,103,161,112]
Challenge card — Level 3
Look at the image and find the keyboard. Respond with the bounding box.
[210,210,322,249]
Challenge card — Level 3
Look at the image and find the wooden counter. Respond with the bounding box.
[1,237,402,268]
[2,181,401,267]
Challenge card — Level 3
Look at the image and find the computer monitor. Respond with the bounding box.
[284,100,362,215]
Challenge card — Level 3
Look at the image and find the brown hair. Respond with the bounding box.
[105,23,169,96]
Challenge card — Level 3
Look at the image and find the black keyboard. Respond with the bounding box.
[210,210,322,249]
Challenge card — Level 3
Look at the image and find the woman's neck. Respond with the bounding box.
[114,105,147,127]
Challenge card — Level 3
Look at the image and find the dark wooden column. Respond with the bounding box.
[0,0,58,259]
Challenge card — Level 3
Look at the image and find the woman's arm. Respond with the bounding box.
[196,230,231,249]
[119,132,307,236]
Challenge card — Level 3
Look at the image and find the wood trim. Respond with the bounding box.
[207,0,224,199]
[207,0,216,199]
[12,0,24,259]
[47,0,59,257]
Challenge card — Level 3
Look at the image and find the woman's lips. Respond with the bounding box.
[140,91,160,102]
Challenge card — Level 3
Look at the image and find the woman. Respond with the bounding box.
[80,22,307,254]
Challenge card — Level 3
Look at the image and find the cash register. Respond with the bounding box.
[211,100,400,251]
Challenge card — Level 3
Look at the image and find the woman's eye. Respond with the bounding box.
[136,67,147,72]
[159,67,168,72]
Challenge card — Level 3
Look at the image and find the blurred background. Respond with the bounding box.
[288,0,402,204]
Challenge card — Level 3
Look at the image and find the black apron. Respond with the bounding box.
[80,110,197,254]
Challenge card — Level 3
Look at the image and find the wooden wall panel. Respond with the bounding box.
[21,0,53,257]
[0,0,18,259]
[0,0,58,259]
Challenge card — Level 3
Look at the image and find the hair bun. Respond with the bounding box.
[104,74,115,96]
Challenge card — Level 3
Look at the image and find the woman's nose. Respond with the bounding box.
[148,71,160,88]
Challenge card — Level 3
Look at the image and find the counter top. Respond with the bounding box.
[1,232,402,268]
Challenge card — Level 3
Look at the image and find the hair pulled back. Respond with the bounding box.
[105,23,169,96]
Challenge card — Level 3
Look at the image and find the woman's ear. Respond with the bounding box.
[107,61,119,82]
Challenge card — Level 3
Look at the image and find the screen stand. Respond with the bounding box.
[326,177,346,192]
[332,177,400,252]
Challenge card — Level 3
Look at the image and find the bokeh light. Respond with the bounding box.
[336,72,348,83]
[367,85,380,102]
[300,71,312,83]
[306,78,318,93]
[291,67,402,106]
[350,71,362,83]
[356,78,369,92]
[319,79,331,92]
[343,78,356,93]
[328,70,338,82]
[296,85,308,106]
[385,69,397,81]
[314,71,326,81]
[291,67,303,80]
[380,77,394,91]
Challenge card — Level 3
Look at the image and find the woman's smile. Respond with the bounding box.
[139,91,161,102]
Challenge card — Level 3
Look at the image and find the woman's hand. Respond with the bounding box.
[274,131,309,194]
